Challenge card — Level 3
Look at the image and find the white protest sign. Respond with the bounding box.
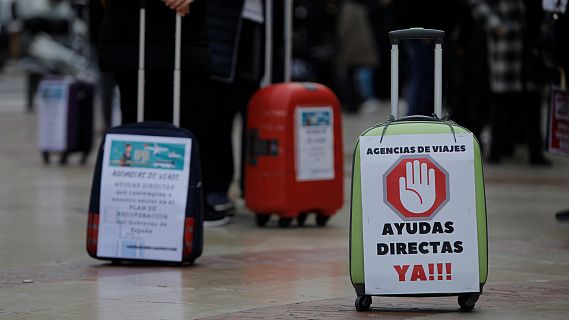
[360,133,479,295]
[97,134,192,262]
[37,79,70,151]
[295,106,335,181]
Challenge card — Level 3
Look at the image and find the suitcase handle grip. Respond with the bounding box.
[261,0,293,87]
[396,115,441,122]
[247,129,279,165]
[388,28,445,45]
[390,28,444,120]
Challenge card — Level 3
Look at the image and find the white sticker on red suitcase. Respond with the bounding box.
[295,107,335,181]
[359,133,479,295]
[97,134,192,262]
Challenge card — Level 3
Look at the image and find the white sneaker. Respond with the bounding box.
[204,215,231,228]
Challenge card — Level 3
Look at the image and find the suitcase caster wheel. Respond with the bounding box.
[278,217,293,228]
[42,152,50,165]
[458,293,479,312]
[355,295,372,311]
[255,214,270,227]
[297,213,308,227]
[316,214,329,227]
[80,152,89,165]
[59,152,69,165]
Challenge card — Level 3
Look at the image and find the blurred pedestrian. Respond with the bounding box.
[95,0,227,225]
[542,0,569,220]
[336,0,379,114]
[89,0,116,130]
[393,0,458,116]
[469,0,551,165]
[17,0,74,111]
[368,0,395,102]
[447,0,491,145]
[289,0,339,87]
[204,0,265,225]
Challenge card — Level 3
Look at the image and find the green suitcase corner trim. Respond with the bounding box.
[349,122,489,288]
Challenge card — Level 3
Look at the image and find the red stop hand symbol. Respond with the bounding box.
[385,156,448,219]
[399,160,436,214]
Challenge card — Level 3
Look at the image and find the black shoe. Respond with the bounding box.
[487,154,501,164]
[556,210,569,221]
[204,209,230,227]
[529,155,552,167]
[206,193,236,217]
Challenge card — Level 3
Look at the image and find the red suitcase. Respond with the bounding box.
[244,0,343,227]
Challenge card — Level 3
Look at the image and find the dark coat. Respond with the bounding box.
[393,0,458,33]
[469,0,544,92]
[98,0,210,77]
[337,0,378,67]
[206,0,245,82]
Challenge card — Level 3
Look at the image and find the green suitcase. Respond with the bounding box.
[349,29,488,312]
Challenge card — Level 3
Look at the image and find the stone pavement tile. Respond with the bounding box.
[198,280,569,320]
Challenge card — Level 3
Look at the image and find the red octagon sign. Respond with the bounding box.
[384,156,448,219]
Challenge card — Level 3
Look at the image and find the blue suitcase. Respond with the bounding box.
[37,77,94,165]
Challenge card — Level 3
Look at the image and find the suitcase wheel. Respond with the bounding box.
[296,212,309,227]
[42,152,50,165]
[59,152,69,165]
[458,293,479,312]
[316,214,330,227]
[355,295,372,312]
[80,152,89,165]
[255,214,271,227]
[278,217,293,228]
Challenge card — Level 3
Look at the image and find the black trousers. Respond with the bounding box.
[490,91,544,160]
[207,20,264,195]
[114,70,216,193]
[208,77,259,195]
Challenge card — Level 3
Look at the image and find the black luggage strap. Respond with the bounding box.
[440,113,458,143]
[379,113,458,143]
[247,129,279,165]
[379,115,396,143]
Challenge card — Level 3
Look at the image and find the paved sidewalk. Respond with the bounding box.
[0,66,568,319]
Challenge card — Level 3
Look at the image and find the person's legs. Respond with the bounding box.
[145,69,173,123]
[356,67,380,113]
[180,73,231,226]
[206,19,263,208]
[114,71,138,124]
[405,40,434,116]
[205,79,237,213]
[204,76,260,217]
[520,90,550,165]
[337,66,360,113]
[115,70,173,124]
[489,93,512,163]
[355,67,375,102]
[231,76,261,197]
[100,72,117,129]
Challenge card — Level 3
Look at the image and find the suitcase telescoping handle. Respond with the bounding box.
[261,0,273,87]
[284,0,293,83]
[388,28,445,120]
[138,3,183,127]
[260,0,293,87]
